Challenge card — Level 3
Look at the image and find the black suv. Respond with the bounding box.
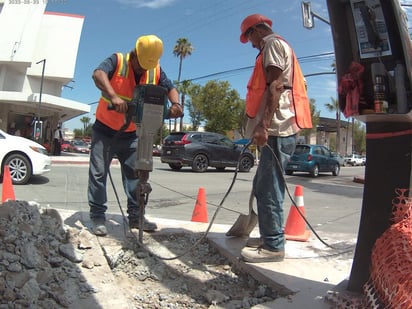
[160,131,254,172]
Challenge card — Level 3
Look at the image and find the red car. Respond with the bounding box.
[70,140,90,154]
[61,140,71,152]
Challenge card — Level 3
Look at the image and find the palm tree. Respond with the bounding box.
[173,38,194,82]
[79,116,91,136]
[173,38,194,131]
[325,97,341,153]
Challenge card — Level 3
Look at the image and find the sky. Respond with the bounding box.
[45,0,412,131]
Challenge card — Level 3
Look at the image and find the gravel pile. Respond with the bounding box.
[111,234,280,308]
[0,200,95,308]
[0,200,280,308]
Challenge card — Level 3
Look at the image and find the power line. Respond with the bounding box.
[298,51,335,59]
[188,66,253,82]
[188,52,336,82]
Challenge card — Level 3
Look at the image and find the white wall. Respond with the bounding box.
[0,2,46,63]
[27,12,84,79]
[0,1,89,130]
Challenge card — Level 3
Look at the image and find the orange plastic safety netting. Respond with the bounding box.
[364,188,412,308]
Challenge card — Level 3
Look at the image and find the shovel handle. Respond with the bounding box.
[248,188,255,214]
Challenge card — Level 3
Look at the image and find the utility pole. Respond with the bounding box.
[36,59,46,122]
[179,93,185,132]
[35,59,46,142]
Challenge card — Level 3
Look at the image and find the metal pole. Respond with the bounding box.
[311,11,330,25]
[36,59,46,122]
[35,59,46,142]
[179,93,185,131]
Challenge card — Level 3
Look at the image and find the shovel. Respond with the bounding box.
[226,188,258,237]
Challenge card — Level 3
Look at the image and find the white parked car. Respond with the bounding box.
[0,129,51,185]
[344,154,364,166]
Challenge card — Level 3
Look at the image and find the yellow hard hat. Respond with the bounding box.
[135,35,163,70]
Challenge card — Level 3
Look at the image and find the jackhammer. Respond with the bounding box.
[126,84,170,242]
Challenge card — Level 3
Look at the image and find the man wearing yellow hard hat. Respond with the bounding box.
[88,35,183,236]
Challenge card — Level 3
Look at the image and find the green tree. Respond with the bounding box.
[173,38,194,131]
[237,100,247,138]
[352,119,366,154]
[84,124,93,137]
[185,83,204,131]
[175,79,192,132]
[197,80,243,134]
[79,116,91,136]
[73,128,83,139]
[325,97,342,153]
[173,38,194,83]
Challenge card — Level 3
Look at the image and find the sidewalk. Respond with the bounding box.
[50,153,118,165]
[209,228,357,308]
[50,153,88,163]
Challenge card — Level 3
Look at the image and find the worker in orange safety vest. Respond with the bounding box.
[238,14,312,264]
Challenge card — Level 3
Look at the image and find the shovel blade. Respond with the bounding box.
[226,210,258,237]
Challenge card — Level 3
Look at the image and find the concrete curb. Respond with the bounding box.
[50,156,119,165]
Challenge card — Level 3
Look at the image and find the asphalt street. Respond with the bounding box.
[5,156,366,238]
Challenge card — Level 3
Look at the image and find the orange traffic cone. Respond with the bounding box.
[191,187,208,223]
[2,165,16,203]
[284,185,310,242]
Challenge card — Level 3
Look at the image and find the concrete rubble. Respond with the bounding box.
[0,198,360,308]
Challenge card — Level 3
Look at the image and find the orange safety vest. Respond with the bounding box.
[245,52,266,119]
[95,52,161,132]
[245,37,312,129]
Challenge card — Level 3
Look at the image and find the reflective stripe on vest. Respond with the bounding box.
[140,68,157,85]
[95,53,160,131]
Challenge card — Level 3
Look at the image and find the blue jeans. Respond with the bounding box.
[88,128,140,220]
[253,135,297,251]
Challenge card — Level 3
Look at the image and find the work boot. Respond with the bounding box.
[91,218,107,236]
[246,237,263,248]
[128,217,157,232]
[241,245,284,263]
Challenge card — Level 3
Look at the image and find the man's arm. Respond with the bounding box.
[167,88,183,118]
[261,66,283,128]
[158,69,183,118]
[92,69,128,113]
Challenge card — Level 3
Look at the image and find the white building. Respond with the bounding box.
[0,1,89,143]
